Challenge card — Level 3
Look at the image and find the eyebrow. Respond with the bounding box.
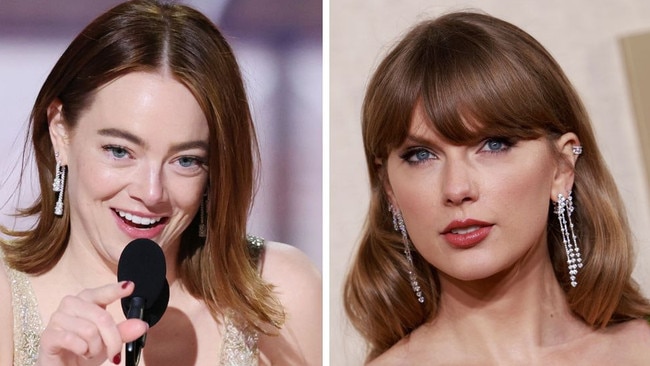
[97,128,209,154]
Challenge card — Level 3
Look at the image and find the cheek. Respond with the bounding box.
[168,176,207,211]
[68,158,127,200]
[491,164,553,232]
[389,172,436,216]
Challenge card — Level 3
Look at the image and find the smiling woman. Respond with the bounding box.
[48,72,210,246]
[344,11,650,365]
[0,1,321,365]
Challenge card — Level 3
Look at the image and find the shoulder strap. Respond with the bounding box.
[2,255,41,365]
[245,235,265,266]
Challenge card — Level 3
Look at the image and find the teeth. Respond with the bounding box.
[117,210,162,226]
[450,225,480,235]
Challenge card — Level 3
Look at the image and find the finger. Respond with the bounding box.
[47,311,105,357]
[118,319,149,343]
[56,293,126,360]
[76,281,134,307]
[39,326,89,358]
[106,319,149,360]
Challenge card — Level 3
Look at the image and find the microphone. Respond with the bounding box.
[117,239,169,366]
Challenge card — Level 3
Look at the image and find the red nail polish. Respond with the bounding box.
[121,281,130,289]
[113,353,121,364]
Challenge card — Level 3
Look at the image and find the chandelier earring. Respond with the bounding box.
[389,204,424,303]
[53,154,66,216]
[53,152,62,192]
[554,192,582,287]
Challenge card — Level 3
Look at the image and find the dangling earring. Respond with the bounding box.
[53,152,62,192]
[53,155,66,216]
[390,204,424,303]
[554,192,582,287]
[198,193,207,238]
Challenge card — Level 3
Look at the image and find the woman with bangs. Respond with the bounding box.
[344,11,650,365]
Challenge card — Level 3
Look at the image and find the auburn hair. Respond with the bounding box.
[344,11,650,360]
[1,0,283,333]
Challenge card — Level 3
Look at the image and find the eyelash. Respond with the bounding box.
[479,137,515,154]
[176,156,207,169]
[102,145,207,169]
[103,145,131,160]
[400,148,436,166]
[399,137,516,166]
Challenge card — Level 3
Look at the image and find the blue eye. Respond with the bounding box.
[480,138,513,153]
[177,156,207,169]
[178,157,198,168]
[103,145,130,159]
[401,148,436,165]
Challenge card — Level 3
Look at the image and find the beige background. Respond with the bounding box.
[330,1,650,364]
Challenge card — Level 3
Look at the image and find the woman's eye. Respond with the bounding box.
[479,138,513,153]
[103,145,130,159]
[178,157,197,167]
[177,156,206,169]
[401,148,436,164]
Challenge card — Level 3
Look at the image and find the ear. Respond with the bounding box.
[551,132,581,201]
[48,99,70,164]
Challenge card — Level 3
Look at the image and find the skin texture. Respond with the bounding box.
[371,106,650,365]
[0,71,321,365]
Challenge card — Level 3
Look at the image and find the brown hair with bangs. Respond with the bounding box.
[1,0,283,333]
[344,11,650,360]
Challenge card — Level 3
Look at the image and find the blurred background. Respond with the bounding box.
[0,0,322,270]
[330,0,650,364]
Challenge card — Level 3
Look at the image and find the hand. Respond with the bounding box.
[36,281,149,366]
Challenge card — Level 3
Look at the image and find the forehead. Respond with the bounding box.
[74,71,209,144]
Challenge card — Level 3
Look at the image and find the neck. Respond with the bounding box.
[54,236,180,291]
[433,244,590,360]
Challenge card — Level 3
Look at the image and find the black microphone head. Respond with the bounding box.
[117,238,168,326]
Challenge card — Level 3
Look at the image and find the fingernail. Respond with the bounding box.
[121,281,130,289]
[113,353,121,364]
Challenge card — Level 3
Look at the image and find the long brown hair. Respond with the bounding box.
[1,0,283,332]
[344,11,650,360]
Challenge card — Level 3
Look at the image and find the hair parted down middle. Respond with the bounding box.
[1,0,283,334]
[344,11,650,361]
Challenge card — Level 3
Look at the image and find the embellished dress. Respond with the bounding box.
[3,235,265,366]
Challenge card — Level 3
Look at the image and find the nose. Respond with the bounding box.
[440,158,478,206]
[128,163,166,207]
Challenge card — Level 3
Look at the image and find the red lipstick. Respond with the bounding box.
[442,219,493,249]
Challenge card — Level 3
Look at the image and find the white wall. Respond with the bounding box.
[330,1,650,364]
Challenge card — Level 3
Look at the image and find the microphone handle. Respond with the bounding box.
[125,297,146,366]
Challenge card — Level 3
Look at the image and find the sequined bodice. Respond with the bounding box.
[3,236,265,366]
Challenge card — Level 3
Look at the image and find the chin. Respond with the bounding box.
[438,262,512,284]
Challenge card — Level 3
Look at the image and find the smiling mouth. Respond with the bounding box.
[114,209,166,229]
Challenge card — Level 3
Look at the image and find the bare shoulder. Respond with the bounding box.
[366,324,437,366]
[366,331,442,366]
[605,318,650,361]
[259,239,316,271]
[366,339,412,366]
[258,241,322,366]
[0,249,15,365]
[259,241,321,294]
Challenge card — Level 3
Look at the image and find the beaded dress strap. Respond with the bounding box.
[2,260,41,366]
[218,235,265,366]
